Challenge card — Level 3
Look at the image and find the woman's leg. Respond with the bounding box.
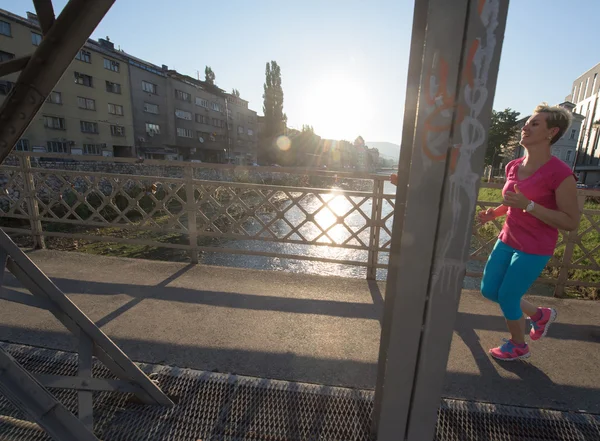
[496,250,551,347]
[481,240,513,304]
[521,299,538,317]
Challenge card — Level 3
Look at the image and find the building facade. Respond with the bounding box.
[0,10,135,157]
[225,94,258,164]
[566,62,600,185]
[122,53,174,159]
[1,8,259,164]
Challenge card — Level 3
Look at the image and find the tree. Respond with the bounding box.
[231,88,240,97]
[205,66,216,85]
[486,108,521,169]
[499,125,522,162]
[260,61,287,163]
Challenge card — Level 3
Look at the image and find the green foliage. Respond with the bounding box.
[260,61,287,163]
[487,108,521,168]
[205,66,216,85]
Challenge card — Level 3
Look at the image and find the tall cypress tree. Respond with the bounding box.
[261,61,287,163]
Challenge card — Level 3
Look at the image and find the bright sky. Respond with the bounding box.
[2,0,600,144]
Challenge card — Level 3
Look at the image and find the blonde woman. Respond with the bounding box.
[479,104,580,361]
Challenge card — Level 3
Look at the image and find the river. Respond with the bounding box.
[201,180,485,287]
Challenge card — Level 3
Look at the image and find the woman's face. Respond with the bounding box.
[521,112,556,147]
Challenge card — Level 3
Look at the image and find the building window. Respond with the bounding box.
[47,141,69,153]
[74,72,93,87]
[210,102,221,112]
[569,129,577,140]
[104,58,120,72]
[31,32,42,46]
[80,120,99,134]
[77,96,96,110]
[44,116,66,130]
[593,73,598,95]
[106,81,121,94]
[195,97,209,108]
[110,125,125,136]
[196,114,210,124]
[175,109,192,120]
[46,91,62,104]
[0,20,11,36]
[238,125,244,134]
[76,49,91,63]
[566,150,573,162]
[248,128,254,136]
[175,89,191,102]
[108,103,124,115]
[142,81,157,94]
[83,144,103,155]
[0,50,14,62]
[15,139,30,151]
[212,118,225,128]
[176,127,194,138]
[144,102,159,114]
[146,123,160,135]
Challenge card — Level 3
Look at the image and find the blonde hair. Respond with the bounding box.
[534,103,573,145]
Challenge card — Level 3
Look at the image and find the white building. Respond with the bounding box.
[567,62,600,185]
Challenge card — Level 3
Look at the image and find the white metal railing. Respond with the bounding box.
[1,152,599,296]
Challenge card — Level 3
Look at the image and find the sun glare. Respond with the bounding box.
[304,74,370,140]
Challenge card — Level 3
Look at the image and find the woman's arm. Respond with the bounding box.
[503,176,581,231]
[529,176,581,231]
[491,204,509,218]
[478,204,508,224]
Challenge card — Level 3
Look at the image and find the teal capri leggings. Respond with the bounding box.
[480,240,551,320]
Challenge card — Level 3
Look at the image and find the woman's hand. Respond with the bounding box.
[478,208,496,224]
[390,173,398,186]
[503,184,530,210]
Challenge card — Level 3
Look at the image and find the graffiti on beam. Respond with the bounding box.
[431,0,501,290]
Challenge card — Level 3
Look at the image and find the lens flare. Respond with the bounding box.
[276,136,291,151]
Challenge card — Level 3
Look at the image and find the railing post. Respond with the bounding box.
[184,165,199,264]
[554,192,586,297]
[19,154,45,249]
[367,179,384,280]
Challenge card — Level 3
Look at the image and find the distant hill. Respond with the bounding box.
[367,141,400,160]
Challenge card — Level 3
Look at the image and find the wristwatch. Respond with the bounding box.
[525,200,535,212]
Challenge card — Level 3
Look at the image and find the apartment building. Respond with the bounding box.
[0,10,135,157]
[85,41,251,162]
[120,52,175,159]
[566,62,600,184]
[225,94,258,164]
[166,71,228,162]
[1,8,260,163]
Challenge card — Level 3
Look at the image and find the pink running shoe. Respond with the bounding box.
[530,307,557,341]
[489,339,530,361]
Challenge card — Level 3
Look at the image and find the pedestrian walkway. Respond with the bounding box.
[1,250,598,414]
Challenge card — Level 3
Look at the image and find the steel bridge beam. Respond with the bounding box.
[374,1,510,440]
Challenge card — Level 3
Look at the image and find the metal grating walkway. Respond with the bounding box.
[0,342,599,441]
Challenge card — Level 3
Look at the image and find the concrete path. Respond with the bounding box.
[0,250,598,413]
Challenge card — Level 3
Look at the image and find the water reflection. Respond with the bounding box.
[202,181,396,280]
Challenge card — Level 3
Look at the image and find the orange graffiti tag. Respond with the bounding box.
[421,31,481,172]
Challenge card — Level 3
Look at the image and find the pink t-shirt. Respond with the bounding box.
[498,156,574,255]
